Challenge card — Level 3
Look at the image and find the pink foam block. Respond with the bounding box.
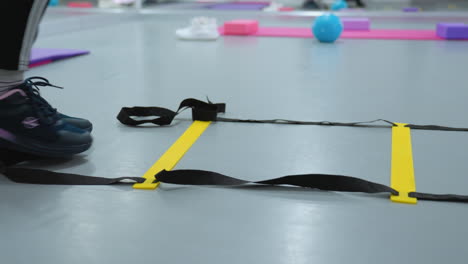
[219,27,453,40]
[233,1,270,4]
[224,20,259,35]
[29,60,53,68]
[67,1,93,8]
[279,7,295,11]
[342,18,370,31]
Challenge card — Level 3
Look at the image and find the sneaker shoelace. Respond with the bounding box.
[23,77,63,126]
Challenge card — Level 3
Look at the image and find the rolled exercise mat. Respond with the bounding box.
[29,48,90,68]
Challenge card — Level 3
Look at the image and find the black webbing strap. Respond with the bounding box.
[155,170,468,203]
[405,124,468,132]
[216,117,468,132]
[0,148,40,166]
[409,192,468,202]
[217,118,397,128]
[1,156,468,203]
[0,149,144,185]
[2,167,144,185]
[117,98,225,126]
[2,98,468,204]
[0,162,398,193]
[116,98,468,132]
[155,169,398,194]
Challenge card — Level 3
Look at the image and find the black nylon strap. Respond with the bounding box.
[0,148,41,166]
[0,150,144,185]
[405,124,468,132]
[409,192,468,203]
[216,117,468,133]
[2,98,468,204]
[1,163,398,195]
[3,167,144,185]
[2,159,468,203]
[117,107,177,126]
[216,118,397,128]
[155,170,468,203]
[117,98,226,126]
[257,174,397,194]
[117,98,468,133]
[155,169,398,194]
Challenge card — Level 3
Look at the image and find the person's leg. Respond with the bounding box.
[0,70,24,92]
[0,0,48,94]
[0,0,93,157]
[355,0,365,7]
[0,1,93,132]
[345,0,366,8]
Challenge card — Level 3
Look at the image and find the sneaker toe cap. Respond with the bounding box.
[60,114,93,132]
[56,125,93,147]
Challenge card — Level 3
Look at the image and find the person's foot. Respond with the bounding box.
[0,77,92,157]
[59,113,93,132]
[11,77,93,132]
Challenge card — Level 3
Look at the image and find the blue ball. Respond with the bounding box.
[331,0,348,11]
[48,0,59,6]
[312,14,343,43]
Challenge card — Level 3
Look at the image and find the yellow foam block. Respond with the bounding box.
[133,121,211,190]
[390,123,417,204]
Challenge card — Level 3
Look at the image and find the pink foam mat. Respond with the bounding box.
[219,27,467,41]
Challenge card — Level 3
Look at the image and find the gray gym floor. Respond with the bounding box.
[2,7,468,264]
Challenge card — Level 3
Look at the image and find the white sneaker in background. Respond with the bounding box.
[98,0,133,8]
[114,0,136,4]
[98,0,120,8]
[176,17,220,41]
[263,2,283,12]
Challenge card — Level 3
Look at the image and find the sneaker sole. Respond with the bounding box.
[0,129,92,158]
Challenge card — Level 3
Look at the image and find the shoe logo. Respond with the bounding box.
[22,117,40,129]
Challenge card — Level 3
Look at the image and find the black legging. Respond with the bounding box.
[0,0,48,71]
[355,0,366,7]
[347,0,366,7]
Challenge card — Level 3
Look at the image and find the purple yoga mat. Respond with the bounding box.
[403,7,419,12]
[205,3,268,10]
[229,1,270,3]
[30,48,90,65]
